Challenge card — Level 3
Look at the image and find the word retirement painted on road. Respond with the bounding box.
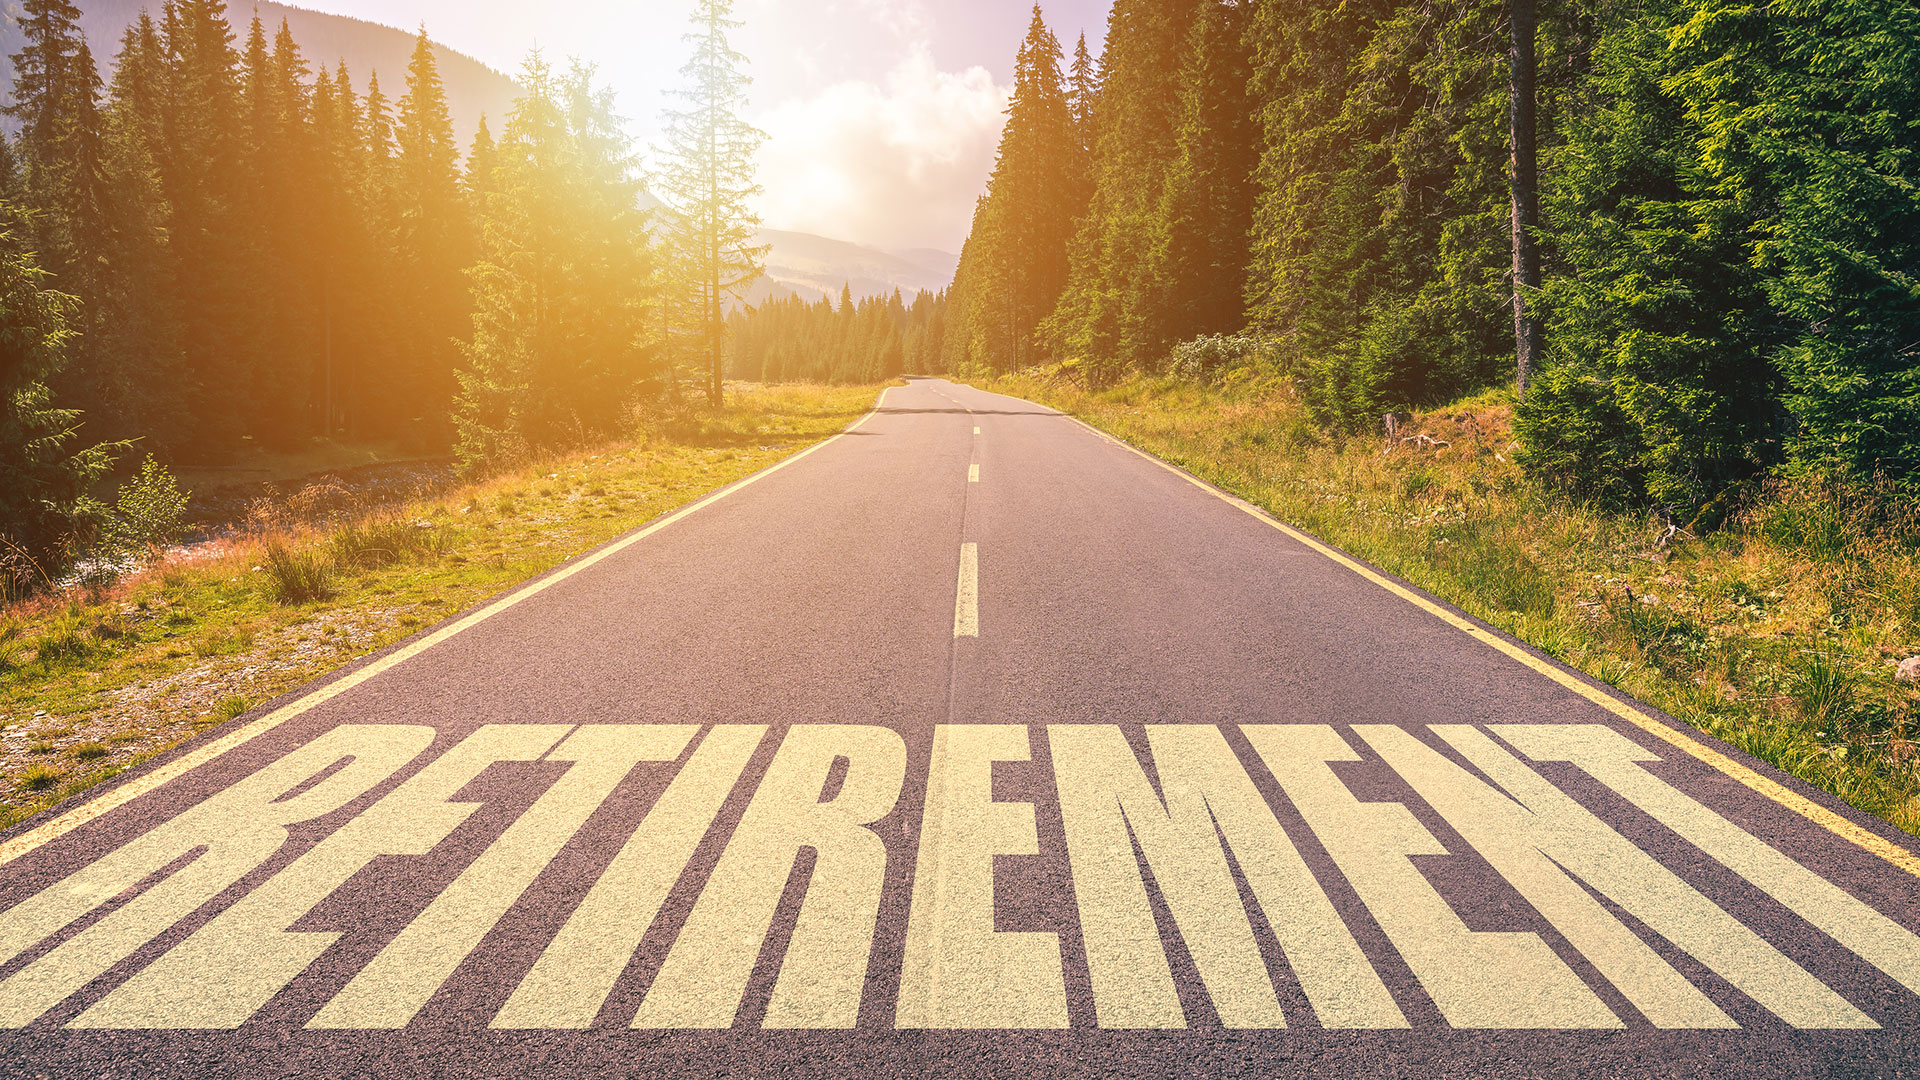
[2,721,1918,1032]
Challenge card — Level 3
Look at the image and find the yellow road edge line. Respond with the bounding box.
[1060,414,1920,879]
[0,389,895,869]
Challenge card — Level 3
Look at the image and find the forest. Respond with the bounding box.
[1,0,758,590]
[7,0,1918,591]
[934,0,1920,516]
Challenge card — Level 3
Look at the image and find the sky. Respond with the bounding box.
[288,0,1113,254]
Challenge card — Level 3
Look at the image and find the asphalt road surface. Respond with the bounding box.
[4,378,1920,1080]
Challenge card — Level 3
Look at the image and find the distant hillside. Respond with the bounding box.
[755,229,955,305]
[0,1,518,148]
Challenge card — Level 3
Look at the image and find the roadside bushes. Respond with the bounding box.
[1168,334,1264,384]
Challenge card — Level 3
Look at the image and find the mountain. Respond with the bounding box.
[0,0,518,148]
[753,229,956,305]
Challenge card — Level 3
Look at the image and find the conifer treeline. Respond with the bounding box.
[945,0,1920,508]
[6,0,479,459]
[726,285,945,385]
[0,0,682,573]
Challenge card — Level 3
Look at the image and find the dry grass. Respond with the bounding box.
[984,371,1920,835]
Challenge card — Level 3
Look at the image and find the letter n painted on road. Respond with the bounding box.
[1362,724,1868,1029]
[1498,723,1920,1009]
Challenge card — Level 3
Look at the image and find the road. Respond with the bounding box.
[2,377,1919,1079]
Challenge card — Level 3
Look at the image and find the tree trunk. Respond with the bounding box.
[1509,0,1542,400]
[708,283,724,407]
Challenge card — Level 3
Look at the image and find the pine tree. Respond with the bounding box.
[160,0,250,453]
[5,0,109,309]
[948,5,1087,372]
[1516,8,1780,510]
[465,114,497,204]
[310,62,374,438]
[394,28,470,448]
[5,0,88,203]
[1687,0,1920,481]
[657,0,766,406]
[0,202,112,582]
[1242,0,1517,425]
[1141,0,1259,351]
[235,14,311,441]
[1067,32,1099,157]
[455,55,655,472]
[84,15,187,449]
[1041,0,1201,375]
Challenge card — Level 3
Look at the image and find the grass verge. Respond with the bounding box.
[978,372,1920,836]
[0,383,884,829]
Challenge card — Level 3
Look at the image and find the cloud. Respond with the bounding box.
[749,48,1007,254]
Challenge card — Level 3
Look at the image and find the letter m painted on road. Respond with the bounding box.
[1048,725,1404,1029]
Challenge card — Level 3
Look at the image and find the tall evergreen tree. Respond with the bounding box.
[394,28,470,447]
[89,13,187,448]
[657,0,766,405]
[455,56,655,471]
[948,5,1088,372]
[5,0,89,203]
[1067,32,1099,157]
[160,0,251,453]
[465,113,497,204]
[1041,0,1201,375]
[1141,0,1259,352]
[0,203,112,580]
[1242,0,1517,425]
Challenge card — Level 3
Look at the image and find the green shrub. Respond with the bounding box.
[1789,651,1859,739]
[33,608,96,667]
[330,512,446,571]
[1169,334,1263,385]
[106,456,190,557]
[208,695,256,725]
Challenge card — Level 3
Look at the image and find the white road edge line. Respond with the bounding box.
[0,387,898,868]
[1053,409,1920,880]
[953,543,980,639]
